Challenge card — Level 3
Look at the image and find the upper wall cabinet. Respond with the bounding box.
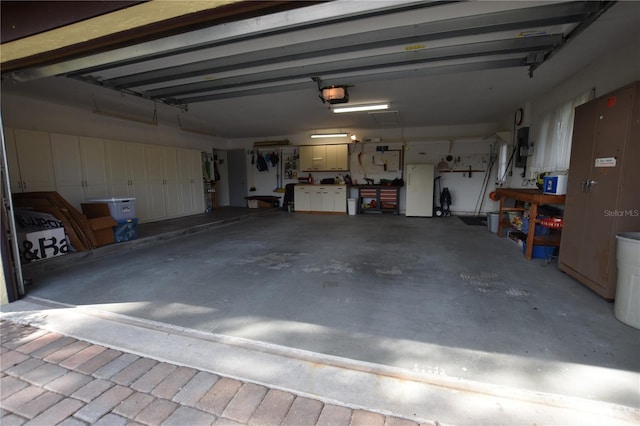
[299,144,349,172]
[50,134,109,209]
[5,128,56,193]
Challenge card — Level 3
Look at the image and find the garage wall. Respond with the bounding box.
[233,121,504,213]
[506,39,640,189]
[1,93,226,152]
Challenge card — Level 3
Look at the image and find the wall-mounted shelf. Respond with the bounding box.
[439,169,485,173]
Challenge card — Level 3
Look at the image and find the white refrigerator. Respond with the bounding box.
[405,164,434,217]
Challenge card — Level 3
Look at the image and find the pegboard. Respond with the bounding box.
[364,149,402,173]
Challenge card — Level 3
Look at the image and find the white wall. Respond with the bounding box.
[403,137,501,215]
[1,93,227,152]
[236,126,506,214]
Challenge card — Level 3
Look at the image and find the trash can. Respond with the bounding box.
[347,198,357,216]
[614,232,640,329]
[487,212,500,233]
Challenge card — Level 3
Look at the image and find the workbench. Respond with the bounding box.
[495,188,565,260]
[356,185,400,214]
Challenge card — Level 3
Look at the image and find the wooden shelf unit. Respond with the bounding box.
[495,188,565,260]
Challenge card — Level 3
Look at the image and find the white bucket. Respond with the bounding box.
[347,198,357,216]
[487,212,500,233]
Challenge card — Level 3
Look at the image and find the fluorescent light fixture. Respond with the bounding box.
[333,103,389,113]
[310,133,349,138]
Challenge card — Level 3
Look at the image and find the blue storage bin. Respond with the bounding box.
[114,218,138,242]
[521,217,551,236]
[523,242,557,259]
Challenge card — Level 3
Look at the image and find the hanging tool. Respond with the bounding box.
[250,150,256,191]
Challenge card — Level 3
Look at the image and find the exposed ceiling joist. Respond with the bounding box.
[1,0,629,140]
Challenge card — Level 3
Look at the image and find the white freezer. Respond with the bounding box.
[405,164,434,217]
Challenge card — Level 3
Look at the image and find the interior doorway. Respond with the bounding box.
[227,149,247,207]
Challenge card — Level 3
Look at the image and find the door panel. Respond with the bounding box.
[80,137,109,201]
[227,149,247,207]
[104,140,130,197]
[579,86,634,286]
[4,129,22,192]
[617,85,640,231]
[127,143,149,221]
[559,101,597,271]
[50,133,84,208]
[144,146,167,220]
[14,129,56,192]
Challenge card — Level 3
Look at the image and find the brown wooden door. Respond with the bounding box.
[559,83,638,298]
[579,86,635,290]
[559,100,597,272]
[617,85,640,233]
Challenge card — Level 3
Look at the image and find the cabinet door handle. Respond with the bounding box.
[582,179,597,192]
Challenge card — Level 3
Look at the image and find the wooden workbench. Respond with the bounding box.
[495,188,565,260]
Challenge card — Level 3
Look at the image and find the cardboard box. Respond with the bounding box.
[14,209,64,230]
[89,216,118,246]
[18,228,69,263]
[81,203,111,218]
[81,203,118,247]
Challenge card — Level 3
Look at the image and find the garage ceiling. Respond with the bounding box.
[1,1,638,140]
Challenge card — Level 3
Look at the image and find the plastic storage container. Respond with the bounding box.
[347,198,357,216]
[614,232,640,329]
[522,242,556,259]
[88,198,136,221]
[114,218,139,243]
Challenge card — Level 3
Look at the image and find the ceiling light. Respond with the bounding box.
[310,133,349,138]
[321,86,349,104]
[333,104,390,113]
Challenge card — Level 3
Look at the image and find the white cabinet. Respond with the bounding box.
[310,186,324,211]
[325,144,349,171]
[50,134,109,209]
[299,146,324,171]
[145,145,181,220]
[5,128,56,193]
[333,185,347,212]
[7,126,204,223]
[294,185,311,211]
[294,185,346,214]
[300,145,349,171]
[177,148,205,215]
[104,140,150,221]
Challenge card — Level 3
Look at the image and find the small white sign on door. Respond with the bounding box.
[594,157,616,168]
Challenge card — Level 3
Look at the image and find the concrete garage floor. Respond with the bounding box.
[4,209,640,425]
